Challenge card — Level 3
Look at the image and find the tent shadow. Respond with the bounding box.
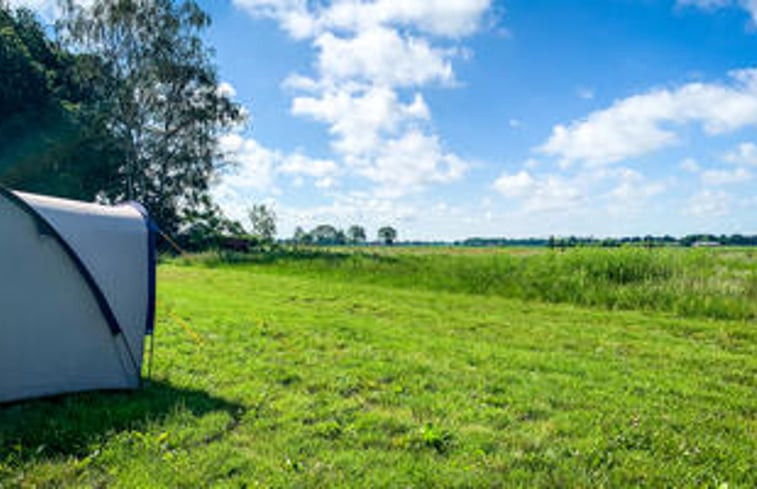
[0,380,245,462]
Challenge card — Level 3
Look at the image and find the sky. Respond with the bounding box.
[14,0,757,240]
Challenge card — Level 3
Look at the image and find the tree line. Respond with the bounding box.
[287,224,398,246]
[175,201,400,251]
[460,234,757,248]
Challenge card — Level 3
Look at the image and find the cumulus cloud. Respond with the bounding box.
[279,153,338,177]
[218,134,279,191]
[233,0,491,38]
[362,131,467,196]
[292,88,463,196]
[700,167,753,185]
[493,170,535,198]
[313,28,454,88]
[233,0,491,198]
[539,68,757,166]
[609,168,666,201]
[292,87,430,155]
[725,142,757,166]
[219,133,339,192]
[684,189,732,218]
[231,0,317,39]
[493,170,582,212]
[493,164,671,221]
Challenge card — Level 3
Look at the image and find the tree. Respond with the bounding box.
[0,5,123,199]
[311,224,338,245]
[378,226,397,246]
[57,0,244,233]
[347,225,366,245]
[177,196,245,251]
[248,204,276,244]
[292,226,310,245]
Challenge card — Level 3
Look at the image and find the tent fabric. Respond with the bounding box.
[0,188,154,403]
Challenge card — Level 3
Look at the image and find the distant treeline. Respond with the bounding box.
[456,234,757,248]
[273,233,757,248]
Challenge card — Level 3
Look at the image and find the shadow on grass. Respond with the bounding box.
[0,380,244,461]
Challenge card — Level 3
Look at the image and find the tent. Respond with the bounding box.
[0,187,155,403]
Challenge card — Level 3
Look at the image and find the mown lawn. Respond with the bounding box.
[1,258,756,487]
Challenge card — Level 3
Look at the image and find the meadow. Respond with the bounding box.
[195,246,757,320]
[1,247,755,487]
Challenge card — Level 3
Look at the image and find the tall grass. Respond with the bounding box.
[176,247,757,320]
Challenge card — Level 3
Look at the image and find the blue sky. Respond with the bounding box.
[16,0,757,239]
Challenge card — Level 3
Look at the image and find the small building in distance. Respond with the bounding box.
[692,241,722,247]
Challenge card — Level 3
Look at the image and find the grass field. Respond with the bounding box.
[1,247,756,487]
[193,246,757,320]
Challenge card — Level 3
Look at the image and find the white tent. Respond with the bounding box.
[0,187,155,403]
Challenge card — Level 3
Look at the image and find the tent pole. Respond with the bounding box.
[147,332,155,381]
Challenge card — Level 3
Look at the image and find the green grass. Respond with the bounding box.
[185,246,757,320]
[1,249,756,487]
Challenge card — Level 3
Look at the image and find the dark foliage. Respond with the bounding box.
[0,6,123,199]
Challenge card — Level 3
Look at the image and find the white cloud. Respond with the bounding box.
[219,133,338,192]
[700,167,752,185]
[609,168,666,201]
[493,170,535,198]
[493,165,671,222]
[361,131,467,197]
[279,154,338,178]
[315,176,336,189]
[493,170,582,212]
[292,87,430,156]
[540,68,757,166]
[523,158,540,169]
[218,134,278,191]
[684,189,732,218]
[314,28,454,87]
[680,157,700,172]
[234,0,492,39]
[724,142,757,166]
[231,0,317,39]
[604,169,668,219]
[318,0,491,37]
[282,74,322,92]
[216,81,237,98]
[283,22,470,197]
[233,0,490,198]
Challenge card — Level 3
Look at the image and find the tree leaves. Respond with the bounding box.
[56,0,245,233]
